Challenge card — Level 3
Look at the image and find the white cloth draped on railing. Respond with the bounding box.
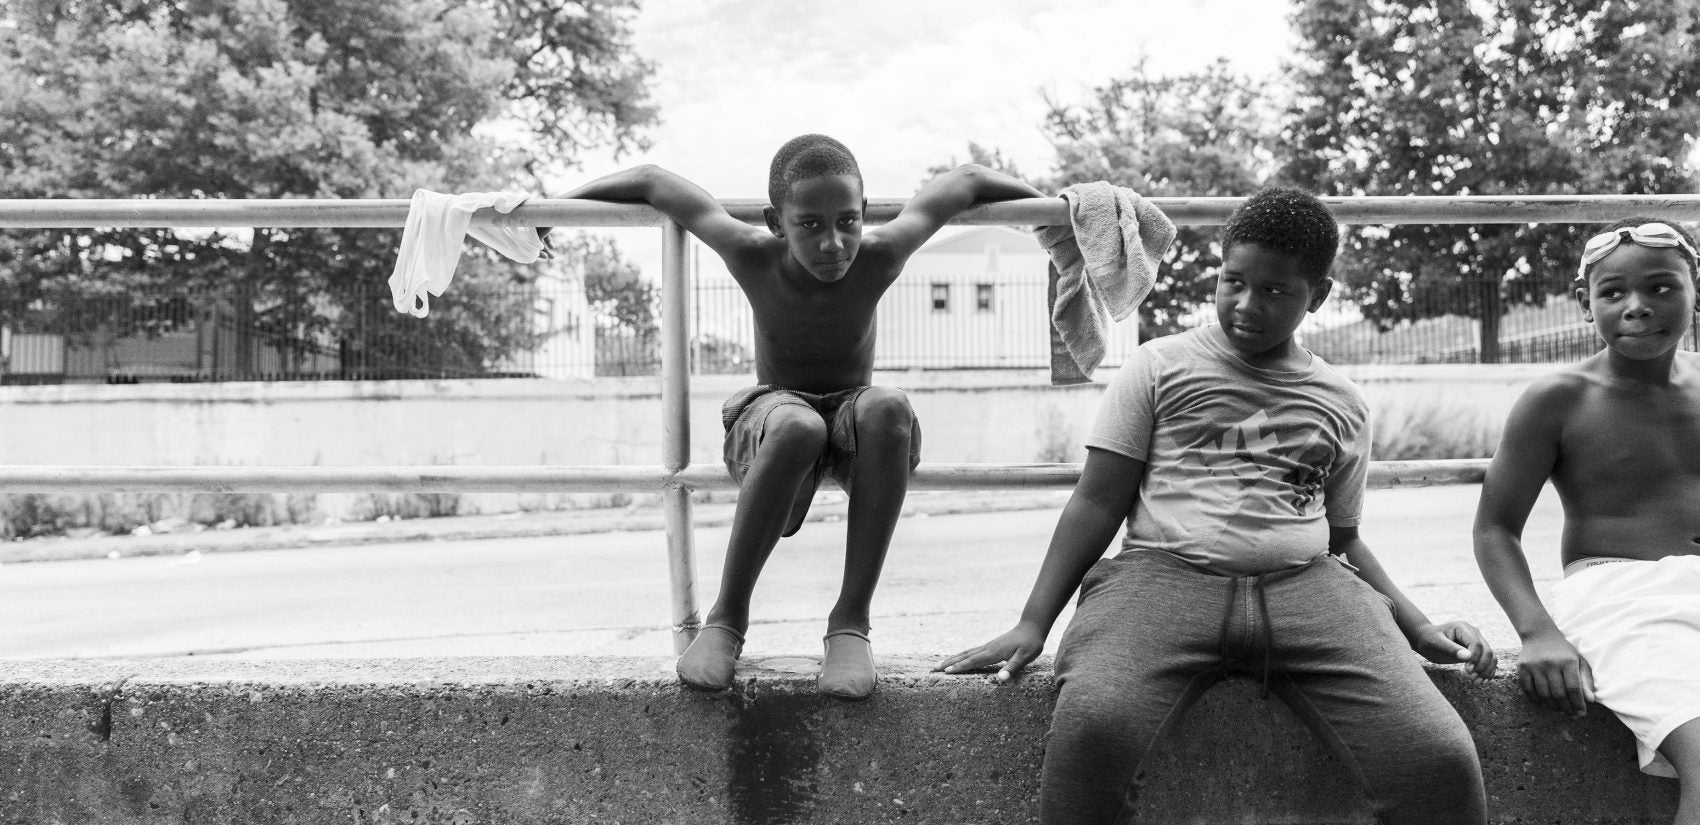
[387,189,550,318]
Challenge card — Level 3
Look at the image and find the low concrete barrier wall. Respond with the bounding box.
[0,365,1556,472]
[1,654,1676,824]
[0,366,1554,531]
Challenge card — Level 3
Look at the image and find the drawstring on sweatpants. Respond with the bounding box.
[1216,573,1278,699]
[1217,576,1239,663]
[1254,573,1274,699]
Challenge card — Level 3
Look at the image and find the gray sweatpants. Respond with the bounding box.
[1045,550,1486,825]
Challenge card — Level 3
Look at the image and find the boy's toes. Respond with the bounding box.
[677,624,745,692]
[819,629,876,700]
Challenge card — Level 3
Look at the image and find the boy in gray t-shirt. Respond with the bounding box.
[940,188,1496,825]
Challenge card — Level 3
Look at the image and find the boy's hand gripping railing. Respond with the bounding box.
[5,193,1700,652]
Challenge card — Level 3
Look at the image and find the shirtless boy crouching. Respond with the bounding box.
[1474,217,1700,823]
[566,135,1044,698]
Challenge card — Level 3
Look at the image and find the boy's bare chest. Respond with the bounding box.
[742,273,885,342]
[1562,391,1700,485]
[750,292,878,358]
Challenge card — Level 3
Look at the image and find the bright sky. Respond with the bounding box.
[559,0,1295,277]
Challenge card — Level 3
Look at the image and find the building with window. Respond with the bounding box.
[871,225,1143,370]
[689,225,1147,372]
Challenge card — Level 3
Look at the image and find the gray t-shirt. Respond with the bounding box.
[1086,327,1370,576]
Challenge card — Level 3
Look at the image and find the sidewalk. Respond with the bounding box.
[0,489,1072,565]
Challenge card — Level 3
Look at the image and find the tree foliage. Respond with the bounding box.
[556,232,653,334]
[0,0,656,376]
[925,63,1275,336]
[923,142,1037,187]
[1284,0,1700,358]
[545,232,663,376]
[1040,60,1278,336]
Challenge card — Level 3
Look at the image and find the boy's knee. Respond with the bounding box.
[1051,683,1152,745]
[854,387,915,440]
[1417,736,1481,785]
[762,405,828,453]
[1375,725,1483,802]
[1043,697,1156,787]
[1047,716,1118,763]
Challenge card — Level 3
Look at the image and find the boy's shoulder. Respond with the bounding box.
[1119,328,1218,381]
[1138,331,1366,409]
[1503,360,1612,441]
[1294,355,1371,426]
[853,228,924,271]
[1521,357,1613,405]
[721,234,797,280]
[1138,327,1213,360]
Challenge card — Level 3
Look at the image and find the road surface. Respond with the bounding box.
[1,483,1565,662]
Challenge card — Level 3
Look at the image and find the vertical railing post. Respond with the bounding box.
[660,219,701,654]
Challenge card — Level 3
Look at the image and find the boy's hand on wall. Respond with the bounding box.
[1412,620,1498,683]
[934,623,1047,684]
[1516,630,1596,717]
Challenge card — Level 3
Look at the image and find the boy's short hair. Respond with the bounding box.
[1220,187,1340,284]
[1577,216,1700,284]
[768,134,863,208]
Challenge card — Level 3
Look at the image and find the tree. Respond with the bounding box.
[1284,0,1700,361]
[0,0,657,378]
[1040,60,1280,336]
[923,142,1037,187]
[565,235,654,335]
[550,232,663,375]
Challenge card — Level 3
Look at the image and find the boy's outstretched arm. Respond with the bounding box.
[934,447,1144,683]
[877,164,1046,260]
[1473,382,1595,716]
[1335,526,1499,682]
[563,165,765,264]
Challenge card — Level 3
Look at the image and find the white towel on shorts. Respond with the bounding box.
[388,189,548,318]
[1552,555,1700,778]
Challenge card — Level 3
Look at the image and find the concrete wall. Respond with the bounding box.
[0,365,1559,466]
[0,365,1559,520]
[1,655,1677,825]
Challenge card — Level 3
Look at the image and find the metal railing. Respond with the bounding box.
[5,193,1700,652]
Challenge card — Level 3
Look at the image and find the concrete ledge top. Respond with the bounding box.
[1,654,1049,690]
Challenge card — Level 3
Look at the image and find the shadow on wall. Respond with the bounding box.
[1034,402,1079,463]
[1365,384,1506,461]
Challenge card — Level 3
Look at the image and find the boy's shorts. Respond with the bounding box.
[721,384,921,537]
[1552,554,1700,778]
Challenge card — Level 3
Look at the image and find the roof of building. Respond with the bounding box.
[920,225,1043,256]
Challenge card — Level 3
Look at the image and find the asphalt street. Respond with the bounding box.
[1,483,1565,663]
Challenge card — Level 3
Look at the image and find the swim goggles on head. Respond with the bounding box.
[1575,222,1700,280]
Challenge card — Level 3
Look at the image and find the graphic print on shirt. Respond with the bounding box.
[1184,408,1334,514]
[1224,410,1280,488]
[1282,434,1334,511]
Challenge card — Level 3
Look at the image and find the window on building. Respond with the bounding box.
[976,283,994,312]
[931,283,951,312]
